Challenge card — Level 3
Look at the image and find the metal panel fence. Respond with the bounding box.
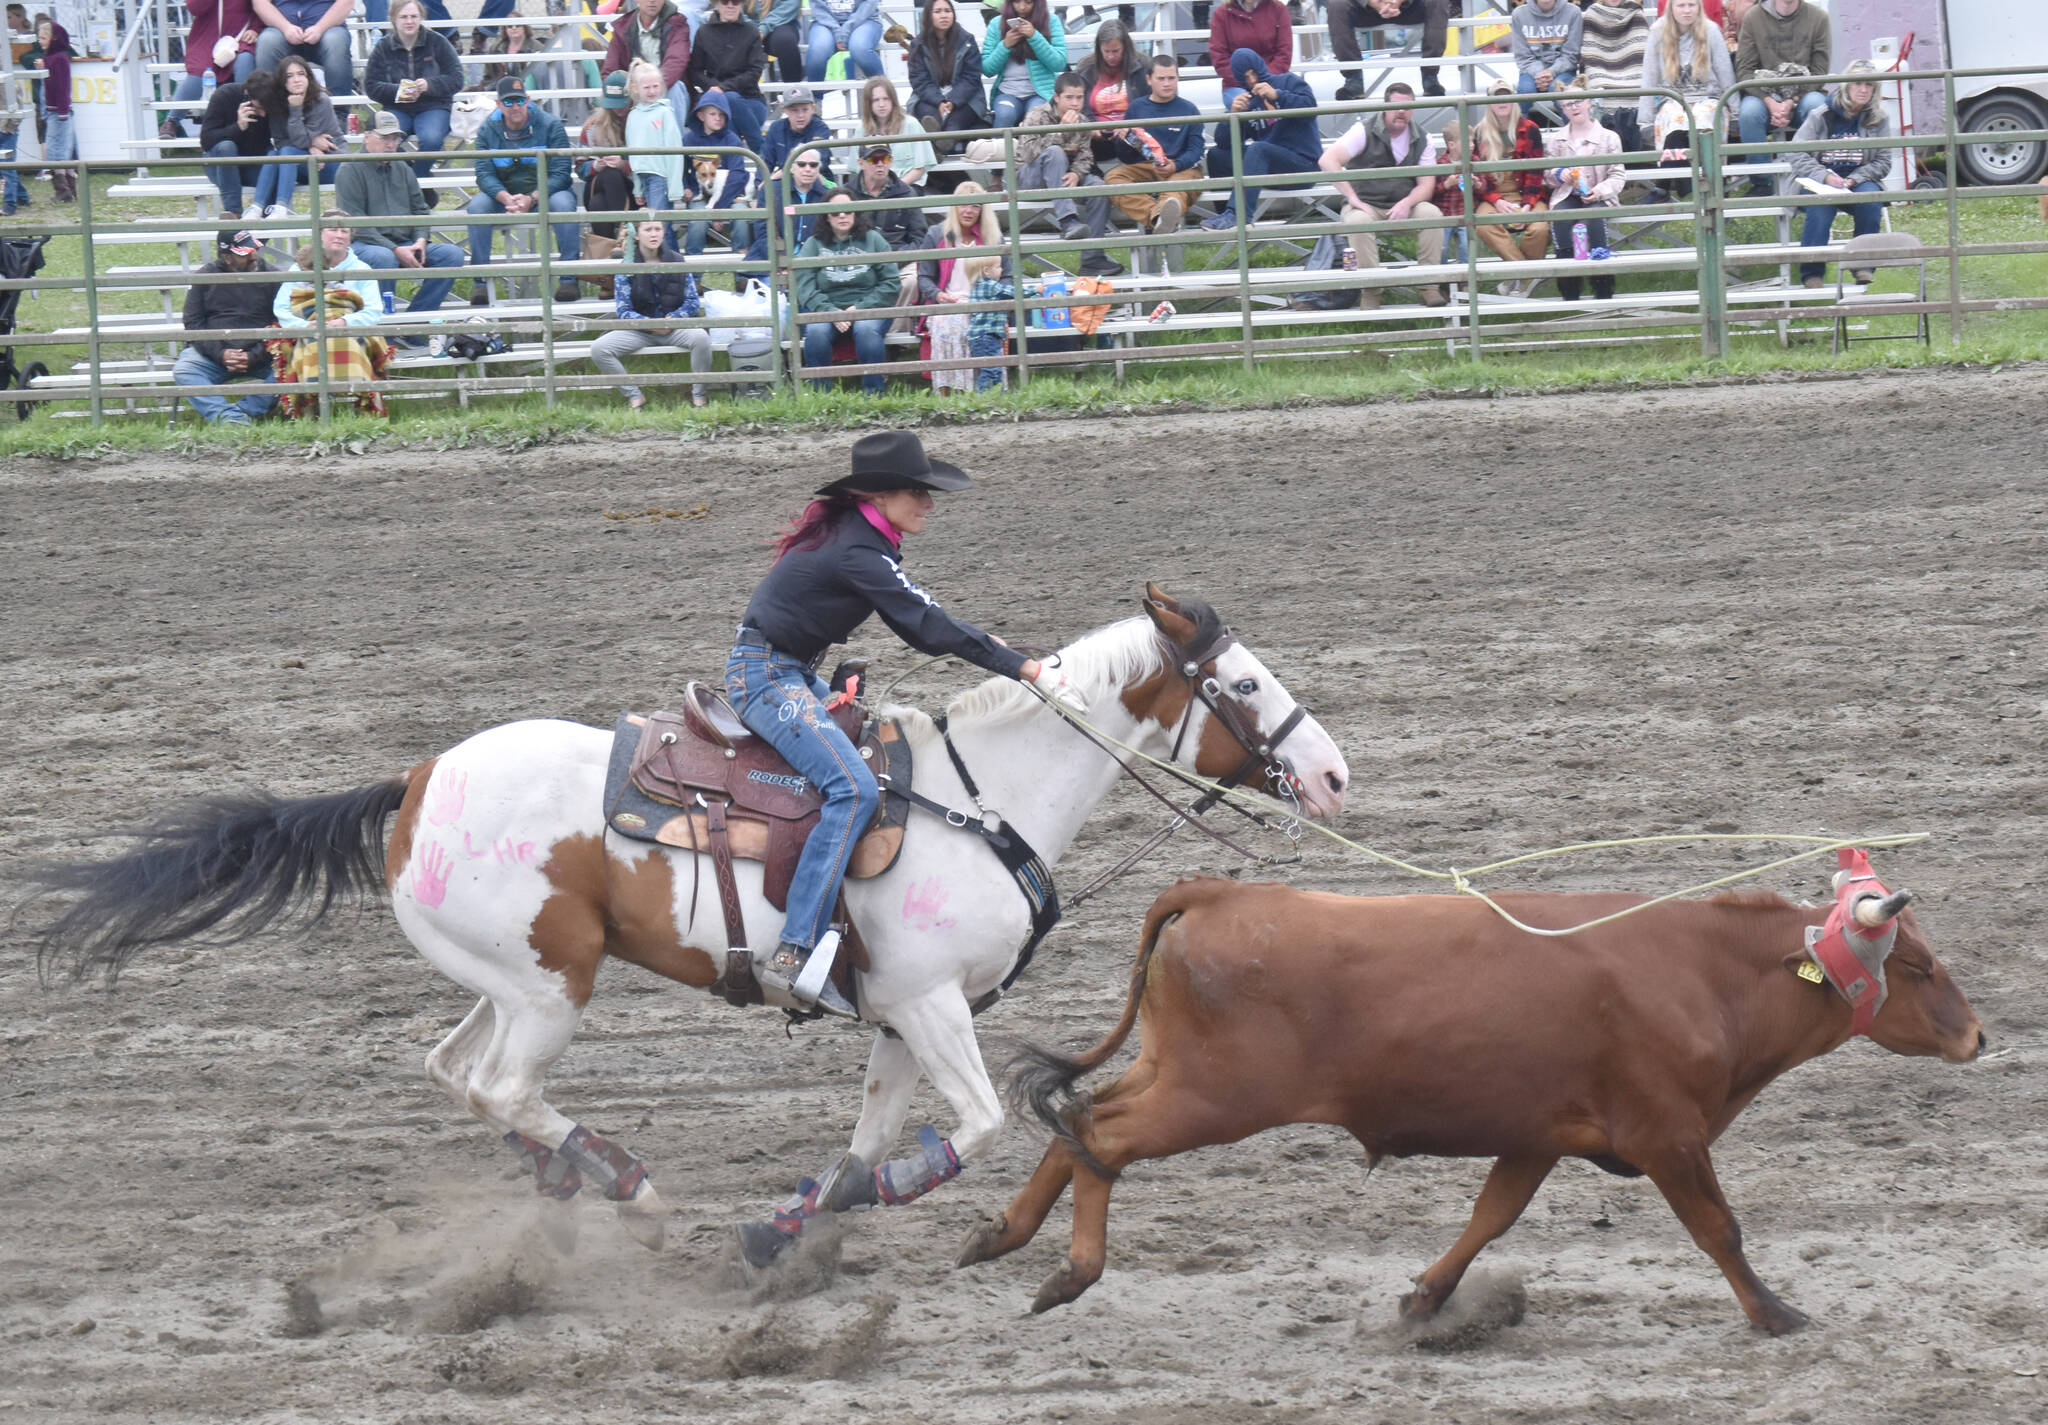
[1,65,2043,425]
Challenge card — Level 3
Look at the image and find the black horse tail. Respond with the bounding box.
[30,776,411,984]
[1006,895,1185,1174]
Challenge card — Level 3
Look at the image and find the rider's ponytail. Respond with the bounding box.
[770,494,861,561]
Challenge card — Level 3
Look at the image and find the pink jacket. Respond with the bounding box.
[1543,123,1624,206]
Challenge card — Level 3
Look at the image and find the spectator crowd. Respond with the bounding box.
[2,0,1891,419]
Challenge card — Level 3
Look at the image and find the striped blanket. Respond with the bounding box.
[265,286,392,418]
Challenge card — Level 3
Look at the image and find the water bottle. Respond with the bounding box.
[1571,222,1589,261]
[202,69,216,99]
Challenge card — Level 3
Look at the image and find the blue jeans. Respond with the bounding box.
[802,314,889,392]
[804,20,883,81]
[255,146,337,210]
[351,238,466,311]
[682,195,751,256]
[1205,137,1314,219]
[724,639,878,951]
[390,106,452,179]
[253,26,356,104]
[173,346,278,422]
[206,138,257,211]
[0,128,28,205]
[990,91,1034,129]
[1798,179,1883,280]
[1516,67,1575,112]
[1739,90,1829,167]
[167,56,255,134]
[44,111,77,165]
[970,329,1004,391]
[466,187,582,265]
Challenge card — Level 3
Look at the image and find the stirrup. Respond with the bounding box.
[759,931,856,1019]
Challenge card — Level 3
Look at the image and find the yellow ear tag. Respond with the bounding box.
[1796,959,1825,984]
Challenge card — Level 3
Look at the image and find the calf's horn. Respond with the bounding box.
[1853,888,1914,928]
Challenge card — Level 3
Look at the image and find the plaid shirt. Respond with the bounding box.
[968,275,1015,341]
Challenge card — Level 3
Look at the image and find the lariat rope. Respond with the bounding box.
[1013,683,1928,939]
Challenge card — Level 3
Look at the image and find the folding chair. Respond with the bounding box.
[1833,230,1929,354]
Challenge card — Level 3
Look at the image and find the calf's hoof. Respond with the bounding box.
[1397,1285,1446,1322]
[1755,1301,1810,1337]
[1030,1257,1094,1314]
[956,1212,1012,1269]
[614,1183,667,1252]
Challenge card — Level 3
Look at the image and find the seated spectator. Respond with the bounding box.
[742,145,832,265]
[1545,89,1625,300]
[805,0,883,83]
[1207,0,1289,111]
[918,180,1003,394]
[272,56,342,213]
[626,61,687,233]
[198,67,288,220]
[252,0,354,106]
[1735,0,1828,193]
[268,229,393,418]
[1016,72,1115,274]
[795,189,897,393]
[907,0,986,161]
[1638,0,1731,155]
[604,0,694,130]
[762,85,835,182]
[162,0,257,139]
[1329,0,1449,101]
[1787,59,1891,287]
[1077,18,1143,169]
[1718,0,1753,49]
[338,111,466,332]
[678,87,753,255]
[580,74,639,264]
[981,0,1065,131]
[858,77,934,189]
[1313,81,1445,306]
[578,69,632,181]
[1472,81,1552,293]
[1581,0,1650,104]
[749,0,803,86]
[594,217,711,407]
[362,0,518,24]
[1510,0,1581,102]
[849,142,930,321]
[174,228,281,425]
[466,78,582,306]
[31,17,76,203]
[965,254,1013,391]
[365,0,464,180]
[1201,49,1320,233]
[472,18,540,91]
[1102,53,1206,240]
[686,0,769,149]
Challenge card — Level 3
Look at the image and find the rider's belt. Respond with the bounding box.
[734,623,824,672]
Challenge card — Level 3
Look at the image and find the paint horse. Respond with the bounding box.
[34,585,1350,1257]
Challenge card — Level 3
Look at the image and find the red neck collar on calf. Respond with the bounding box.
[1802,848,1899,1038]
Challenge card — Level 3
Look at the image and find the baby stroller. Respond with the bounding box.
[1,235,50,420]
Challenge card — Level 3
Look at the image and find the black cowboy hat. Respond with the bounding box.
[815,431,972,496]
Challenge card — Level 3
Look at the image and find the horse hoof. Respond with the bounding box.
[734,1221,796,1271]
[1030,1258,1092,1314]
[615,1184,667,1252]
[1758,1303,1810,1336]
[956,1212,1011,1268]
[1397,1288,1441,1322]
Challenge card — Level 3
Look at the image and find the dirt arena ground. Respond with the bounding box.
[3,368,2045,1424]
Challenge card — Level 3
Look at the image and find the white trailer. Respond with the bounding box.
[1942,0,2048,184]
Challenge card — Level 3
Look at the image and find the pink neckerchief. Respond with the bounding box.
[858,500,903,548]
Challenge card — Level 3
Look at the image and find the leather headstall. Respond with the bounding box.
[1163,626,1307,813]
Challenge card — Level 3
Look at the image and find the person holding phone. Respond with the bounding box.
[980,0,1064,130]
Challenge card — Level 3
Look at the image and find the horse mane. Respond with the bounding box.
[877,613,1175,738]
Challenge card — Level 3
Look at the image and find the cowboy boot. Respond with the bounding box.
[759,928,857,1018]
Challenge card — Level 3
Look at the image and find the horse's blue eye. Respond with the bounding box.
[1235,679,1257,696]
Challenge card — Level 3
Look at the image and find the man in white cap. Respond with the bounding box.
[337,111,467,337]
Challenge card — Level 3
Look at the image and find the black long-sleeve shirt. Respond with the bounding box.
[741,512,1027,679]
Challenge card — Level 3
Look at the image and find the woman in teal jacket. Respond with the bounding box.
[982,0,1066,128]
[796,191,899,393]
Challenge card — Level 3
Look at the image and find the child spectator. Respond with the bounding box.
[626,60,687,232]
[965,254,1013,392]
[981,0,1064,130]
[32,16,73,201]
[907,0,985,159]
[1544,89,1625,301]
[1103,54,1206,239]
[762,85,834,181]
[1510,0,1582,101]
[678,86,752,255]
[594,217,712,407]
[1016,72,1108,256]
[858,76,934,189]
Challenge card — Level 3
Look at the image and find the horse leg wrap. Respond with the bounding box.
[503,1130,583,1201]
[556,1124,650,1203]
[772,1176,824,1236]
[873,1125,962,1207]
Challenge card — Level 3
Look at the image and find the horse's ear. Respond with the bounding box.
[1143,586,1198,646]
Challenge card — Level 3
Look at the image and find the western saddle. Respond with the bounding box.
[601,663,911,1009]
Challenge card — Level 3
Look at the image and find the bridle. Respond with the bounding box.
[1162,624,1308,814]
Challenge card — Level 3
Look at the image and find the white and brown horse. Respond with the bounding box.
[32,585,1348,1256]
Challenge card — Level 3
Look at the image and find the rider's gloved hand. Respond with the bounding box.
[1025,659,1089,715]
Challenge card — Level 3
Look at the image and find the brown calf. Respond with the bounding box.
[963,874,1984,1334]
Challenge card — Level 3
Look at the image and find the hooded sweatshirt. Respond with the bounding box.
[1786,80,1893,189]
[1218,49,1319,165]
[1207,0,1291,80]
[1509,0,1582,80]
[41,22,73,117]
[1735,0,1830,82]
[680,89,749,208]
[626,95,688,197]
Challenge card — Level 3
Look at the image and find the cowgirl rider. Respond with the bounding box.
[727,430,1089,1017]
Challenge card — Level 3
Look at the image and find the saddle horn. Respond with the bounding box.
[1852,888,1914,928]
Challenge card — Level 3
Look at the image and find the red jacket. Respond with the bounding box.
[1207,0,1291,78]
[603,7,691,92]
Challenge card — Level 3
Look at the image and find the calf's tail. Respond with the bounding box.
[1007,893,1186,1163]
[30,776,412,985]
